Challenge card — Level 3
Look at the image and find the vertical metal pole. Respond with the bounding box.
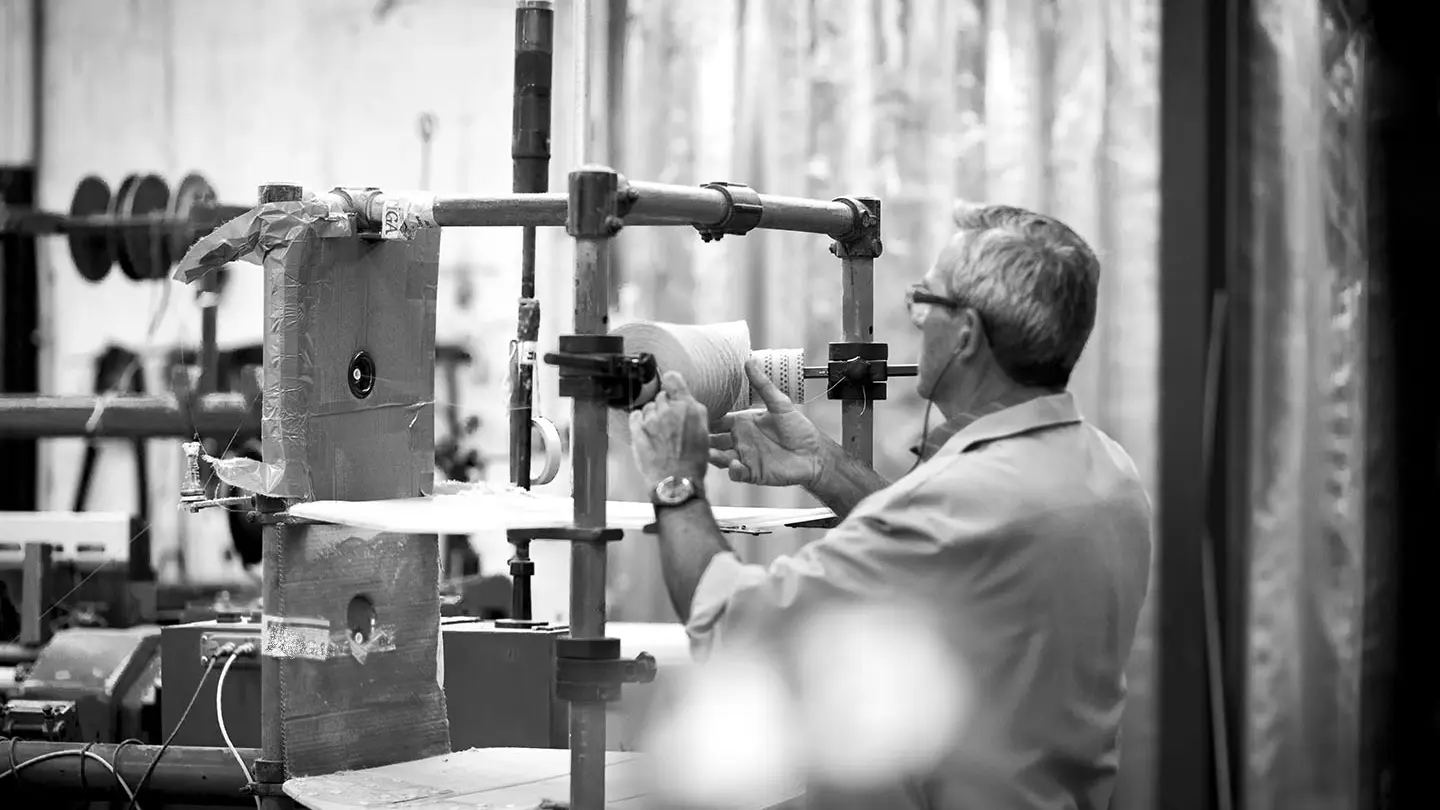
[509,0,555,491]
[837,197,880,465]
[0,167,40,512]
[507,0,555,622]
[510,541,534,619]
[257,181,303,810]
[566,166,619,810]
[199,273,220,394]
[19,542,52,646]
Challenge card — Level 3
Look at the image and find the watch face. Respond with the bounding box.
[655,476,694,505]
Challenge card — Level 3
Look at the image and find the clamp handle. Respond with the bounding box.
[544,335,660,410]
[555,636,658,702]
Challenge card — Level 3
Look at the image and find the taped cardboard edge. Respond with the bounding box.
[173,196,357,284]
[261,614,399,664]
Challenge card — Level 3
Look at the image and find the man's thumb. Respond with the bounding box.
[745,359,792,412]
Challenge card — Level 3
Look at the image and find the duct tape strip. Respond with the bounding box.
[378,192,438,240]
[517,340,538,367]
[531,416,562,486]
[261,614,399,665]
[172,194,355,284]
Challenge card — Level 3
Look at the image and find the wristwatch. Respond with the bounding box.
[650,475,705,509]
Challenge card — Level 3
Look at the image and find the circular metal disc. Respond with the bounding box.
[120,174,171,280]
[168,172,217,262]
[67,176,114,282]
[109,175,141,280]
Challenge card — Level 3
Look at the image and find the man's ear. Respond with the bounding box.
[954,309,986,361]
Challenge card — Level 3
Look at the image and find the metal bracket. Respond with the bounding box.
[507,527,625,543]
[830,196,883,258]
[240,496,316,527]
[544,334,660,410]
[568,169,624,238]
[243,757,287,798]
[0,700,80,742]
[555,637,657,702]
[827,342,889,401]
[694,181,764,242]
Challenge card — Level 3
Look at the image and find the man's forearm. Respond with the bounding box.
[807,439,889,519]
[654,499,733,622]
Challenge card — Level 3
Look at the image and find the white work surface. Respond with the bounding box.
[283,747,801,809]
[288,487,833,535]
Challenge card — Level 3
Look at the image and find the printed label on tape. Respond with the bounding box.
[518,340,538,366]
[262,615,331,660]
[379,199,415,241]
[261,614,398,663]
[378,193,439,241]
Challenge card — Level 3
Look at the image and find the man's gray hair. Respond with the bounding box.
[943,203,1100,388]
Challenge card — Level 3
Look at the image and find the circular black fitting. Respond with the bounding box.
[348,351,377,399]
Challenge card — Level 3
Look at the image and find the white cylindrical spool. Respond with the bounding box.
[608,320,752,445]
[606,321,809,449]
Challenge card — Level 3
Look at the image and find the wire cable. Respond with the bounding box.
[215,643,260,810]
[125,652,219,810]
[0,739,142,807]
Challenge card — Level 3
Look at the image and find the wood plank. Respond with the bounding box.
[288,491,832,536]
[285,748,644,809]
[266,524,448,777]
[284,747,802,809]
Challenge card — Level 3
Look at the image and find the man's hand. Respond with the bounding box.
[630,371,711,485]
[709,359,832,488]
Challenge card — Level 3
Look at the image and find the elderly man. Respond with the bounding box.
[629,204,1152,810]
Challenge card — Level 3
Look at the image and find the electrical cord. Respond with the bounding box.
[125,652,219,810]
[0,737,142,807]
[215,642,261,810]
[907,350,963,475]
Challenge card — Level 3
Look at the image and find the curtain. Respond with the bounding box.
[1241,2,1375,808]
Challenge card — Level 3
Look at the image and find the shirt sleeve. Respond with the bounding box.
[684,468,997,661]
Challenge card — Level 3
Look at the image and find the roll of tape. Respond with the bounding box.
[605,320,812,450]
[750,348,806,405]
[531,416,562,486]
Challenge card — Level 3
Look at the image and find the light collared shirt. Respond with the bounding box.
[687,392,1153,810]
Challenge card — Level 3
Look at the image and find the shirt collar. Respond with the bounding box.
[908,391,1083,461]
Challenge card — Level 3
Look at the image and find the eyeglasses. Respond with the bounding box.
[905,283,965,328]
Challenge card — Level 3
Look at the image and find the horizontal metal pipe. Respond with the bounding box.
[802,364,918,378]
[0,643,37,666]
[428,193,716,229]
[0,393,258,439]
[0,740,259,804]
[433,193,569,227]
[0,204,251,236]
[626,180,860,236]
[335,187,863,235]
